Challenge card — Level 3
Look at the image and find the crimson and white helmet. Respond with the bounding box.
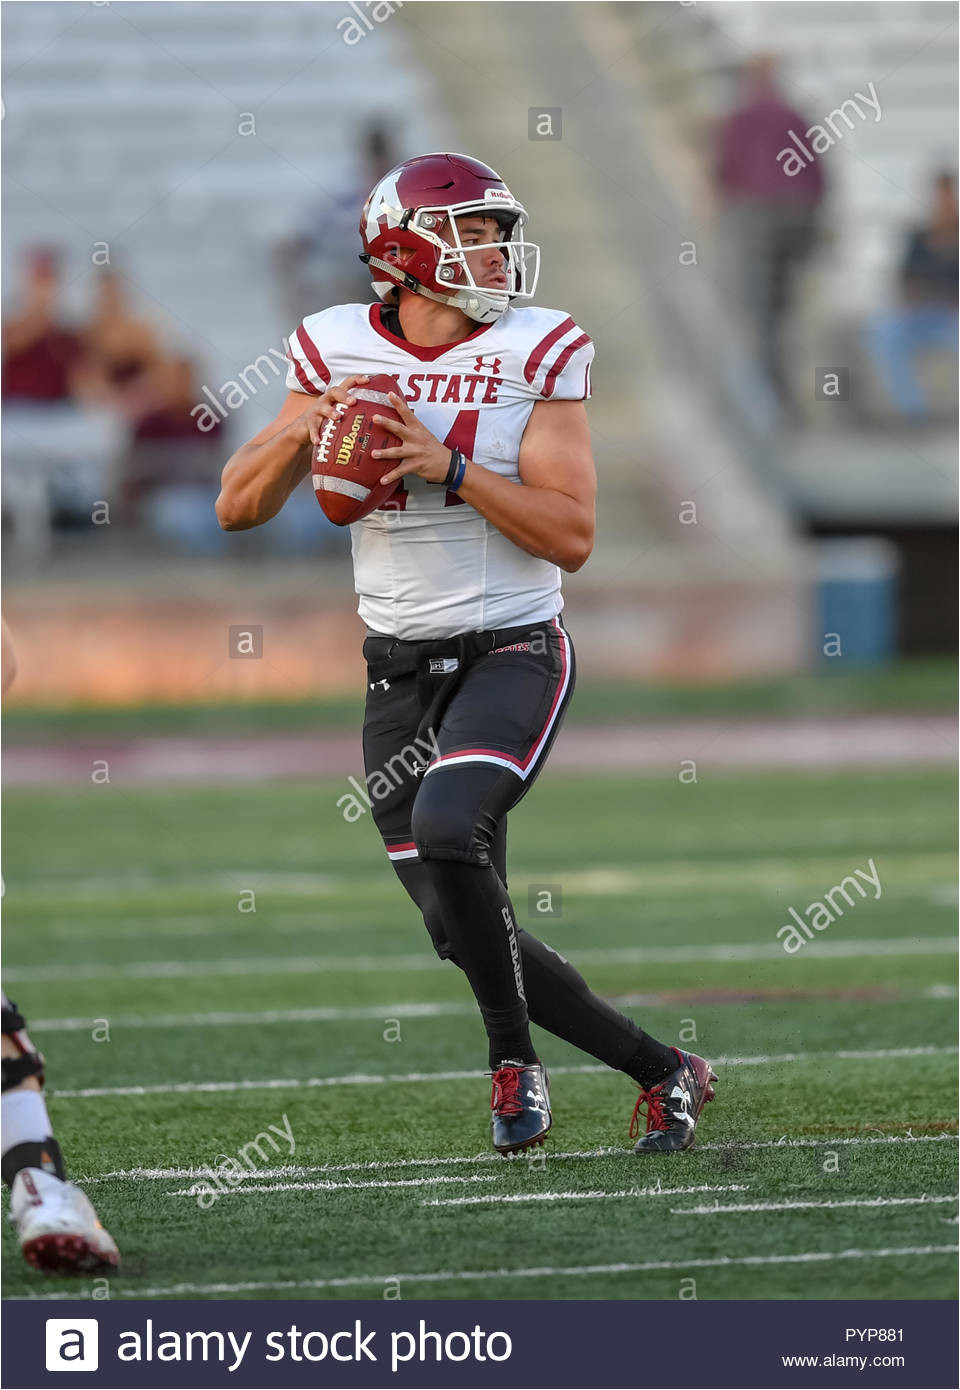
[359,152,540,323]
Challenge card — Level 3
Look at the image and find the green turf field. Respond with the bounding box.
[2,765,957,1301]
[2,657,954,743]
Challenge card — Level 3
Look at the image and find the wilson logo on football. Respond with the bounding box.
[311,371,404,526]
[335,413,365,469]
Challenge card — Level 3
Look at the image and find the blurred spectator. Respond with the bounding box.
[2,253,338,559]
[122,358,341,556]
[863,171,958,423]
[715,55,826,403]
[121,355,223,549]
[274,121,396,322]
[2,248,82,402]
[74,270,162,414]
[2,249,126,554]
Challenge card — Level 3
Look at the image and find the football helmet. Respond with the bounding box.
[359,152,539,323]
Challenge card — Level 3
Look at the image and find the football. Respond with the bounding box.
[312,373,404,525]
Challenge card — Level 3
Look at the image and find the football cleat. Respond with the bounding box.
[630,1048,718,1154]
[490,1060,551,1155]
[10,1167,120,1273]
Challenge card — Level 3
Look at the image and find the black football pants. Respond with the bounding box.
[361,616,657,1074]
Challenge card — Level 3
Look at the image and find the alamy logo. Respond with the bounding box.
[46,1319,99,1371]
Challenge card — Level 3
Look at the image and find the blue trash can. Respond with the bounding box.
[816,537,899,666]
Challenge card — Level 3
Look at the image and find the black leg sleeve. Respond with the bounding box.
[517,929,677,1085]
[426,860,536,1069]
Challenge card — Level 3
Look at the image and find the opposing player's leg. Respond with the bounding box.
[2,992,119,1271]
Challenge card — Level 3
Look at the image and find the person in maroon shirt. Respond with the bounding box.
[3,250,128,543]
[715,55,826,402]
[2,250,82,402]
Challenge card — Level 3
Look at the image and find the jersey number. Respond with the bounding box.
[377,410,478,511]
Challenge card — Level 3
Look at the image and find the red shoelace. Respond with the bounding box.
[629,1083,667,1139]
[490,1066,524,1117]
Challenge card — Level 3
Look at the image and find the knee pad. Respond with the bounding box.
[389,857,460,964]
[2,1000,45,1091]
[423,911,459,965]
[411,770,496,865]
[412,874,459,963]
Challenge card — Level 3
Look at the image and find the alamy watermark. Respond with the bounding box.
[190,1113,295,1208]
[191,340,291,432]
[778,83,881,176]
[338,727,440,822]
[776,858,881,953]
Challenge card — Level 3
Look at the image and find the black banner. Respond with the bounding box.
[2,1299,956,1389]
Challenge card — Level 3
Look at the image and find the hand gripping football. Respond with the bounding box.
[312,374,404,525]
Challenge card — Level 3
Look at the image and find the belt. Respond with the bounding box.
[364,619,556,753]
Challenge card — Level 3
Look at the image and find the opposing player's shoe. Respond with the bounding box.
[490,1060,551,1154]
[630,1048,717,1154]
[10,1168,120,1273]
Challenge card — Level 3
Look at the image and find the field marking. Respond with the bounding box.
[17,1245,958,1301]
[75,1133,960,1185]
[173,1179,747,1202]
[171,1174,498,1196]
[6,850,955,904]
[30,982,957,1033]
[17,881,958,943]
[7,935,957,984]
[32,1002,475,1032]
[671,1194,959,1215]
[423,1183,749,1209]
[52,1045,958,1099]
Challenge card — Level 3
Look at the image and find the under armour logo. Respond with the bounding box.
[670,1084,695,1127]
[474,355,502,374]
[369,678,391,692]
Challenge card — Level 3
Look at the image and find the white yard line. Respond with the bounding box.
[7,935,956,984]
[171,1174,498,1196]
[29,983,957,1033]
[32,1002,474,1032]
[422,1183,749,1209]
[52,1045,958,1099]
[671,1195,959,1215]
[18,1245,958,1300]
[75,1132,960,1185]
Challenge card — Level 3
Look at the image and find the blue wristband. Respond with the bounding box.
[448,450,468,493]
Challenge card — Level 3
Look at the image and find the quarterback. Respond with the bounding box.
[218,153,717,1154]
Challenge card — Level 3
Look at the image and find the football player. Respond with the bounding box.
[1,616,120,1270]
[218,153,717,1154]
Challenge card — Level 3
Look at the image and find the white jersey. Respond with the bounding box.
[285,301,594,640]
